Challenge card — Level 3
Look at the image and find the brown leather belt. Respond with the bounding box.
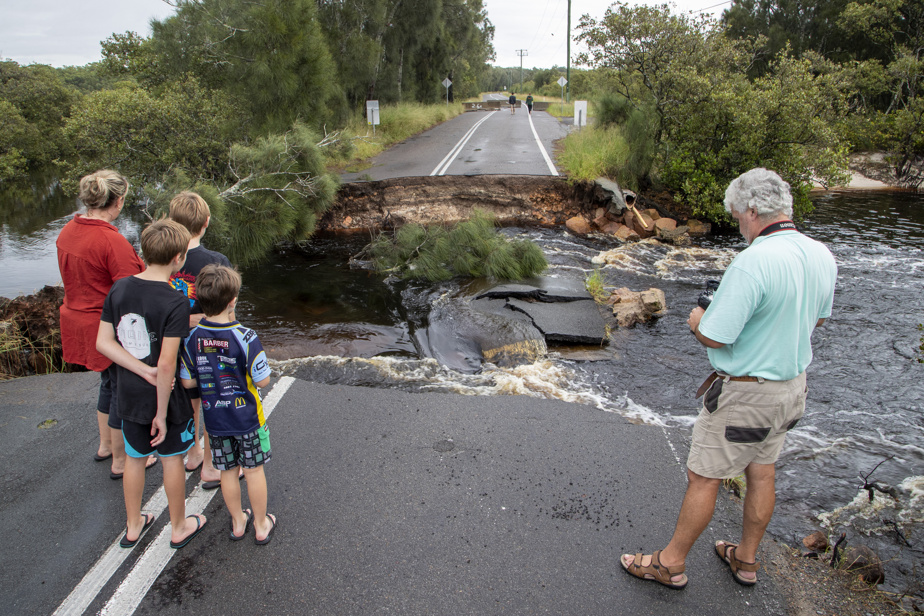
[695,371,760,398]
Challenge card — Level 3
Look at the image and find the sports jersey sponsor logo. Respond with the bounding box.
[243,329,256,343]
[202,400,210,410]
[254,358,268,372]
[234,396,247,409]
[201,381,216,389]
[196,365,212,374]
[218,355,237,364]
[214,400,231,408]
[202,339,229,349]
[197,355,209,365]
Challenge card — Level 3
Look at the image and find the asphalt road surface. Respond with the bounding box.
[340,106,569,182]
[2,372,794,616]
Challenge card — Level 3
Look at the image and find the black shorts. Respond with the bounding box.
[97,366,122,429]
[122,417,196,458]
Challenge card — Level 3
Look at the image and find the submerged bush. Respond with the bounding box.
[366,210,548,282]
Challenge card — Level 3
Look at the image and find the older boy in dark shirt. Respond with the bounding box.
[168,191,233,483]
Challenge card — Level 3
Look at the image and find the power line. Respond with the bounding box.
[692,0,732,13]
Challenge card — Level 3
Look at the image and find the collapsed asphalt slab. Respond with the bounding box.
[1,373,791,616]
[474,277,607,346]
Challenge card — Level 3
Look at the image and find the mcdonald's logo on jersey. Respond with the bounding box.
[234,396,247,409]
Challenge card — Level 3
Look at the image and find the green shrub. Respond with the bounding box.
[333,101,464,164]
[557,125,631,182]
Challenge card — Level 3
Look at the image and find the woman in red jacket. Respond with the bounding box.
[57,170,155,478]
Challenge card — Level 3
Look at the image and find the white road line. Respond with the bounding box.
[527,111,559,176]
[430,111,497,176]
[53,376,295,616]
[52,492,168,616]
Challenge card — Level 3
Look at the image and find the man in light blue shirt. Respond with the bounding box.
[621,168,837,590]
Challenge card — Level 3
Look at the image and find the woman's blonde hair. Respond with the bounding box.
[78,169,130,210]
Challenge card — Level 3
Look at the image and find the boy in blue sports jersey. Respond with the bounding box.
[180,265,276,544]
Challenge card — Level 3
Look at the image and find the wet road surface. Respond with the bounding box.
[3,372,794,615]
[340,108,569,182]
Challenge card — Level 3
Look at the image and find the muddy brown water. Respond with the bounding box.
[1,179,922,597]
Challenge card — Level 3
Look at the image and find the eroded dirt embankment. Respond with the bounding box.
[319,175,688,232]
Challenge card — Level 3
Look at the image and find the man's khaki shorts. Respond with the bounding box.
[687,372,806,479]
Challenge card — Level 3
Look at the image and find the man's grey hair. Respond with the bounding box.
[723,168,793,219]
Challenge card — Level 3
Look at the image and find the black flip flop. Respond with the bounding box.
[185,460,203,473]
[202,469,243,490]
[170,515,207,549]
[255,514,277,546]
[94,453,112,462]
[120,513,156,548]
[230,509,253,541]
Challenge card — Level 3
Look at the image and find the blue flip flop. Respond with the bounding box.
[230,509,253,541]
[120,513,156,548]
[170,514,207,549]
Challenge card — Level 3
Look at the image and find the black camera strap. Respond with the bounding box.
[757,220,797,237]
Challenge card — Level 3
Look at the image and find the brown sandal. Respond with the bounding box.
[620,550,688,589]
[715,541,760,586]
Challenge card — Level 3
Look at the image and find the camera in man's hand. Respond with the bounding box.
[697,280,721,310]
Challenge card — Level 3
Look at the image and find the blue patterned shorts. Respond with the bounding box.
[208,425,271,470]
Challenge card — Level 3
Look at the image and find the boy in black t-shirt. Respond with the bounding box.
[168,191,233,482]
[97,219,208,550]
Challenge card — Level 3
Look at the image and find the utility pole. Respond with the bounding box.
[516,49,528,92]
[566,0,571,102]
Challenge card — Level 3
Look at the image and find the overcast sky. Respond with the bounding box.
[0,0,728,70]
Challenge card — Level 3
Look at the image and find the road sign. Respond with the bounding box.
[558,77,568,110]
[574,100,588,128]
[366,100,380,135]
[442,78,452,104]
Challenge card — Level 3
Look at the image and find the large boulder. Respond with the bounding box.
[686,219,712,237]
[615,225,641,242]
[601,221,623,235]
[624,210,655,238]
[654,217,677,232]
[655,224,691,246]
[607,287,667,328]
[566,215,593,236]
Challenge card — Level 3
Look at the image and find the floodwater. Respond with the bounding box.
[1,181,922,595]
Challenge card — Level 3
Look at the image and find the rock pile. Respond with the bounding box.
[563,178,711,245]
[566,206,711,246]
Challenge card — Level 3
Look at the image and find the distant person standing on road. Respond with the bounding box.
[508,92,516,115]
[526,93,534,114]
[620,168,837,589]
